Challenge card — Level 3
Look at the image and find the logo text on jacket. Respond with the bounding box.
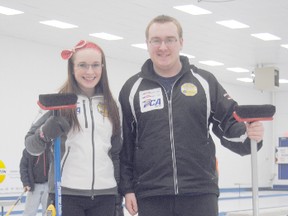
[139,88,164,113]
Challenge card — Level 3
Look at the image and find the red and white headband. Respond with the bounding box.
[61,40,101,60]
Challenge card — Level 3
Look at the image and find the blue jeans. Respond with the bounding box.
[23,182,49,216]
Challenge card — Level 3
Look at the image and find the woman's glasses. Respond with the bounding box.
[76,63,103,71]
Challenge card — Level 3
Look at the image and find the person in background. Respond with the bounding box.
[118,15,264,216]
[20,148,50,216]
[25,40,123,216]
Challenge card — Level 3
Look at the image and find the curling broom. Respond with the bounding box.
[233,104,276,216]
[4,190,26,216]
[38,93,78,216]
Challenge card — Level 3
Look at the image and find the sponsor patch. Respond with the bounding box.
[76,106,80,114]
[97,102,108,117]
[139,88,164,113]
[181,83,197,96]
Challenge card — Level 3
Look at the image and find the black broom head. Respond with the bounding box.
[38,93,78,110]
[233,104,276,122]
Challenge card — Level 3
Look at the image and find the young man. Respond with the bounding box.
[118,15,264,216]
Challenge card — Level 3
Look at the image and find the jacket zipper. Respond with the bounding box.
[89,98,96,200]
[159,80,180,195]
[167,99,178,195]
[43,152,47,177]
[83,100,88,128]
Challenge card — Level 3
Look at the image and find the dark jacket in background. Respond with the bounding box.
[20,148,50,191]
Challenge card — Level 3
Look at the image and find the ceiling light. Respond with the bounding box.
[237,78,253,83]
[251,33,281,41]
[131,44,147,50]
[199,0,235,2]
[216,20,249,29]
[89,32,123,40]
[226,67,249,73]
[39,20,78,29]
[279,79,288,84]
[173,4,212,15]
[199,60,223,66]
[0,5,24,15]
[180,53,195,59]
[281,44,288,49]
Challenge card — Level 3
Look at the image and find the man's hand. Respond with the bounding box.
[125,193,138,215]
[246,121,264,143]
[24,186,31,192]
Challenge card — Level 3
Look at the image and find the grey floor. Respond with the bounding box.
[219,190,288,215]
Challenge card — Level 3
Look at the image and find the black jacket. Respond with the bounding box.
[19,148,50,191]
[119,56,262,198]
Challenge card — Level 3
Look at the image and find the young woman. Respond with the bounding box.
[25,40,123,216]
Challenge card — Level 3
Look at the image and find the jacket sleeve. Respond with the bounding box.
[118,84,137,196]
[110,133,122,185]
[19,149,31,187]
[208,73,263,156]
[25,111,52,156]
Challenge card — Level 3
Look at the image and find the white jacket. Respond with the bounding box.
[25,94,121,197]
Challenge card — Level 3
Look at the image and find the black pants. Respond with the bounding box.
[137,194,218,216]
[49,194,115,216]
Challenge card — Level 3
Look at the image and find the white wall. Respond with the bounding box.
[215,84,274,188]
[0,35,284,197]
[272,92,288,186]
[0,36,68,195]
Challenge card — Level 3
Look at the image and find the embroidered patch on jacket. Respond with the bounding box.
[181,83,198,96]
[139,88,164,113]
[76,101,81,114]
[76,106,80,114]
[97,102,108,117]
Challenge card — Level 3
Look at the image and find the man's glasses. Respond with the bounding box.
[149,37,178,47]
[76,63,103,71]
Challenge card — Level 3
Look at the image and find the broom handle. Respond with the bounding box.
[4,190,26,216]
[54,136,62,216]
[251,139,259,216]
[53,109,62,216]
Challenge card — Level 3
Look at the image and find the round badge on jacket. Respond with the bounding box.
[181,83,198,96]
